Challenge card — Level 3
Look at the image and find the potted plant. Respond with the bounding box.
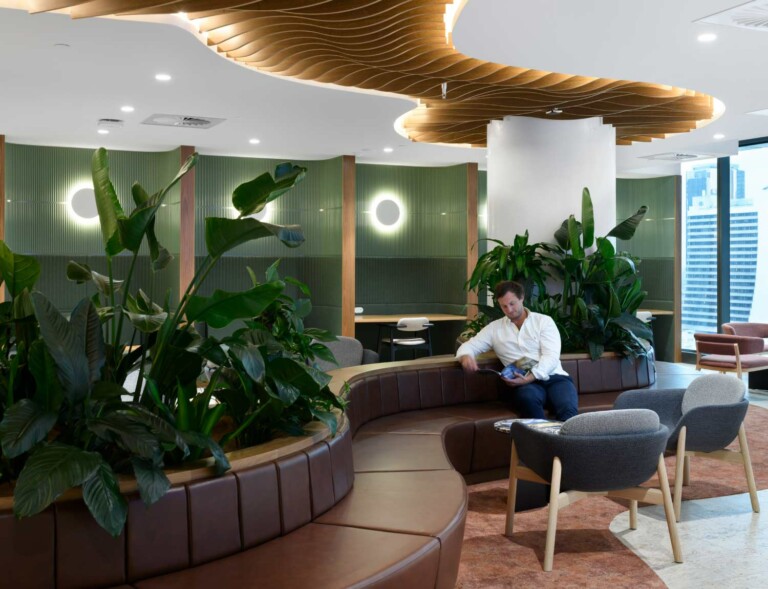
[0,149,344,535]
[464,187,652,360]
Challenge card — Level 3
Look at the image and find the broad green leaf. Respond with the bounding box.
[613,312,654,342]
[32,293,90,404]
[82,462,127,537]
[265,259,281,283]
[12,288,35,320]
[120,404,188,457]
[29,340,64,411]
[131,182,151,206]
[554,219,571,249]
[567,216,583,259]
[310,408,338,437]
[118,206,157,253]
[181,431,230,475]
[205,217,304,258]
[230,345,265,383]
[581,187,595,249]
[267,358,322,405]
[293,298,312,319]
[70,298,105,384]
[184,282,283,328]
[285,276,311,297]
[232,164,307,217]
[66,260,93,283]
[88,414,160,459]
[131,457,171,506]
[125,310,168,333]
[0,399,57,458]
[13,443,102,518]
[91,271,123,296]
[608,206,648,240]
[91,148,126,257]
[91,381,128,401]
[0,241,41,297]
[176,382,191,432]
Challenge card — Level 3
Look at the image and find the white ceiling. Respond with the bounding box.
[1,0,768,176]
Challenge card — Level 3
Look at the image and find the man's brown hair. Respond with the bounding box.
[493,280,524,301]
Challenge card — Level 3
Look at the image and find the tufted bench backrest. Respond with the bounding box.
[0,423,355,589]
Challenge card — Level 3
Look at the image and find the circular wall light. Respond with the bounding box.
[67,184,99,225]
[371,194,404,233]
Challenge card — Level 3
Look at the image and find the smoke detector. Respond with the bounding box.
[142,114,225,129]
[698,1,768,31]
[640,152,715,162]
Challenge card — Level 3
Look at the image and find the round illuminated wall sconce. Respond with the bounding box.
[371,194,404,233]
[67,184,99,226]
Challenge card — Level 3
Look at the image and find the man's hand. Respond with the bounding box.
[458,355,478,372]
[501,372,535,388]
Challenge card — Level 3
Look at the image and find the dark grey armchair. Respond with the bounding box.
[614,374,758,520]
[313,336,379,372]
[505,409,682,572]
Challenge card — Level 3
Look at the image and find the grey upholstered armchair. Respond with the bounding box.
[505,409,682,572]
[614,374,759,520]
[313,336,379,372]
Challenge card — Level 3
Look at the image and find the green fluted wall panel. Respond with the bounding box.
[355,164,469,354]
[5,144,181,310]
[194,155,343,333]
[617,177,677,361]
[478,170,488,256]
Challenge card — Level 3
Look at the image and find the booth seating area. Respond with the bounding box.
[0,352,655,589]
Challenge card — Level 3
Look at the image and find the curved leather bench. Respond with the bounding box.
[0,352,654,589]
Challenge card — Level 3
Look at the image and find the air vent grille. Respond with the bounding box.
[640,152,715,162]
[698,1,768,31]
[142,114,225,129]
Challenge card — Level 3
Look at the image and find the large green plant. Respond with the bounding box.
[464,232,554,333]
[546,188,652,359]
[463,188,652,359]
[0,150,340,536]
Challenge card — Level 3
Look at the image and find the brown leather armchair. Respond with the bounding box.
[722,322,768,352]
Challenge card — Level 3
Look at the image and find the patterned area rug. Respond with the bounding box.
[457,405,768,588]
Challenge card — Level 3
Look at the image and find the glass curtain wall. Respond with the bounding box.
[681,139,768,351]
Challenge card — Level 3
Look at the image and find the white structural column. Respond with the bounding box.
[487,116,616,246]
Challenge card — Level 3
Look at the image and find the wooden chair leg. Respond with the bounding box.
[657,454,683,563]
[738,424,760,513]
[505,443,519,536]
[673,426,686,521]
[683,455,691,486]
[629,500,638,530]
[543,457,562,572]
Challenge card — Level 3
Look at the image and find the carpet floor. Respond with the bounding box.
[457,405,768,588]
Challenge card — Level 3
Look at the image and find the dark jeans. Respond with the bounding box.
[508,374,578,421]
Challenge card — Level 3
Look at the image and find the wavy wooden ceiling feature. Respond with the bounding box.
[31,0,716,147]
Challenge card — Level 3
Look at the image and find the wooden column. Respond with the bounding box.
[466,162,479,319]
[341,155,356,336]
[673,175,682,362]
[179,145,195,300]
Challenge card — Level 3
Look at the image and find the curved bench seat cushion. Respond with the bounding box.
[132,523,440,589]
[353,433,455,472]
[316,470,466,589]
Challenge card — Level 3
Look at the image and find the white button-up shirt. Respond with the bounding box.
[456,311,568,381]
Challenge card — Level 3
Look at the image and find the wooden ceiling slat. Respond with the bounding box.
[35,0,715,146]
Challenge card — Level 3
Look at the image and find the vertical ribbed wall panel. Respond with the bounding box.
[616,177,676,303]
[355,164,468,314]
[5,144,182,310]
[477,170,488,257]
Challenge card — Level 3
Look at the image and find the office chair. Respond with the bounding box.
[379,317,433,362]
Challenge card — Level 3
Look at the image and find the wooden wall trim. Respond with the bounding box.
[466,162,478,319]
[674,174,682,362]
[179,145,195,300]
[341,155,356,336]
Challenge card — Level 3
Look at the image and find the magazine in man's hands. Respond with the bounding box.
[494,418,563,434]
[478,357,538,379]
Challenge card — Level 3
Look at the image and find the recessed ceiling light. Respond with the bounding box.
[713,133,725,139]
[698,33,717,43]
[97,129,109,135]
[546,107,563,116]
[249,138,261,145]
[155,73,172,82]
[383,147,394,153]
[120,105,135,113]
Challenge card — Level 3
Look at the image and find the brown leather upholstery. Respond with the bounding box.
[133,524,441,589]
[723,322,768,348]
